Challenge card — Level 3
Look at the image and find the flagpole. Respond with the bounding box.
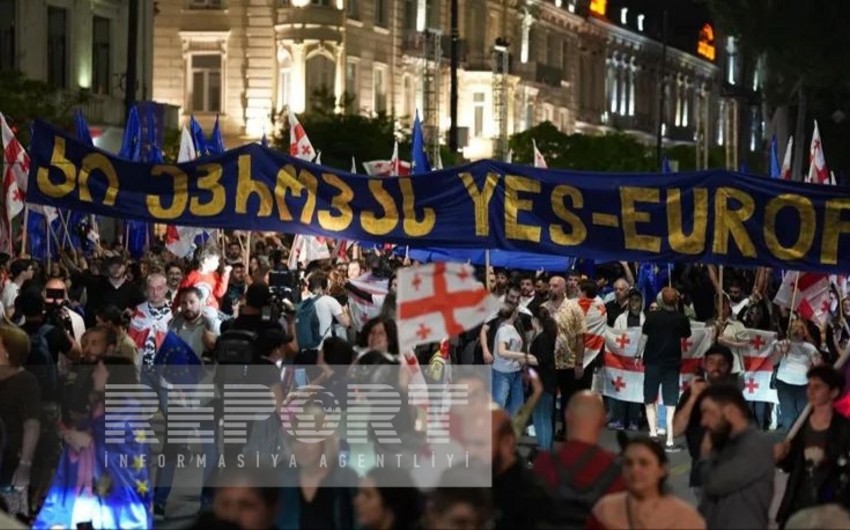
[485,249,491,292]
[19,205,28,258]
[786,271,801,337]
[57,212,78,261]
[667,263,672,288]
[717,265,724,318]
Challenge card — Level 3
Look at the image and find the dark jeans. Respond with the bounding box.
[776,380,807,431]
[555,368,591,433]
[610,398,642,426]
[750,401,772,430]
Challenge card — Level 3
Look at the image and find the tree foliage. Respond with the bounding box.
[0,70,90,145]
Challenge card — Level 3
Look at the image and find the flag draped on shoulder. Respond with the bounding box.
[396,263,499,353]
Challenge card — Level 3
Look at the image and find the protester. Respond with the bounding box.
[697,383,775,529]
[588,437,706,529]
[354,467,422,530]
[529,305,557,451]
[608,288,645,431]
[1,259,33,313]
[773,319,822,431]
[82,255,145,327]
[775,366,850,527]
[128,272,173,369]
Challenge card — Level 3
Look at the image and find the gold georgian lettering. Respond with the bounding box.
[190,164,226,217]
[459,172,500,237]
[821,198,850,265]
[275,165,317,224]
[712,187,756,257]
[505,175,541,242]
[399,178,435,237]
[78,153,119,206]
[236,155,273,216]
[621,187,661,252]
[666,188,708,255]
[36,136,76,198]
[146,166,188,220]
[318,173,354,231]
[361,179,400,236]
[764,194,816,261]
[550,185,587,246]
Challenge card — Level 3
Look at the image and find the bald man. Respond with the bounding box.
[605,278,631,327]
[533,391,625,528]
[491,407,554,530]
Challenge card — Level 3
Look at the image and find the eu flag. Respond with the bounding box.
[209,115,226,155]
[75,110,93,146]
[769,135,781,179]
[636,262,669,307]
[154,331,202,386]
[411,110,432,175]
[118,106,141,162]
[190,116,208,157]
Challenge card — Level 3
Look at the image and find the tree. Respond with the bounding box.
[706,0,850,178]
[0,70,90,145]
[508,122,657,171]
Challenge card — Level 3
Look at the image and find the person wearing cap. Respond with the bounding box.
[81,254,145,327]
[638,287,691,450]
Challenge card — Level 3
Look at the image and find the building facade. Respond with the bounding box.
[0,0,155,127]
[151,0,740,161]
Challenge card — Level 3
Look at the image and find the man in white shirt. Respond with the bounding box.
[306,272,350,348]
[2,259,33,311]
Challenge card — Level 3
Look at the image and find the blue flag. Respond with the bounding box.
[26,209,55,261]
[769,135,781,179]
[661,155,672,174]
[190,116,208,157]
[154,331,202,386]
[209,115,226,155]
[411,110,432,175]
[636,262,669,306]
[74,110,93,146]
[118,106,141,161]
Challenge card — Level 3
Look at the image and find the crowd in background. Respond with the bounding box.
[0,231,848,529]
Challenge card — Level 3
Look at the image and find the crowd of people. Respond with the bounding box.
[0,232,848,529]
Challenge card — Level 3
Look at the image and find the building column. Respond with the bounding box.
[334,44,345,113]
[291,43,306,113]
[520,10,533,64]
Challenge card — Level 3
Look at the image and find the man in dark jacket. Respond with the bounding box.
[492,408,553,530]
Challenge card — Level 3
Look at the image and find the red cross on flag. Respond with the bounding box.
[577,296,607,368]
[0,113,27,252]
[601,327,644,403]
[679,324,715,389]
[289,110,316,162]
[286,234,332,269]
[532,139,548,168]
[774,271,831,326]
[397,262,499,353]
[741,329,779,403]
[806,120,829,185]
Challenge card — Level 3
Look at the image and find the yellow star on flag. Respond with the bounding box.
[134,430,146,443]
[136,479,149,495]
[133,455,145,472]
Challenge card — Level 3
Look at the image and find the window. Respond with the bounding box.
[402,74,414,118]
[559,109,568,132]
[47,6,68,88]
[306,54,335,110]
[347,0,358,19]
[92,16,111,95]
[725,36,738,85]
[473,92,485,137]
[467,9,484,55]
[375,0,387,27]
[561,40,569,73]
[278,51,292,111]
[426,0,438,28]
[189,0,223,8]
[543,104,554,124]
[525,101,534,129]
[346,60,359,112]
[373,65,387,113]
[0,0,14,71]
[403,0,416,30]
[189,54,222,112]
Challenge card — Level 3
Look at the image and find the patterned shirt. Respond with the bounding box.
[554,299,587,369]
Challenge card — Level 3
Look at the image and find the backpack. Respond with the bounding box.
[26,324,59,401]
[214,329,258,365]
[295,297,322,351]
[550,445,622,529]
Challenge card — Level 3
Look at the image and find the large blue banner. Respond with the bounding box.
[25,121,850,273]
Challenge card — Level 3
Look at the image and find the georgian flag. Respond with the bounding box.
[289,110,316,162]
[166,126,205,257]
[741,330,779,403]
[532,139,548,168]
[363,159,411,177]
[396,263,499,353]
[347,273,388,332]
[601,327,644,404]
[286,234,331,269]
[781,135,793,181]
[0,113,26,252]
[806,120,829,185]
[577,296,608,368]
[774,271,831,326]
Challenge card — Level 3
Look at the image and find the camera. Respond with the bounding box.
[45,301,73,334]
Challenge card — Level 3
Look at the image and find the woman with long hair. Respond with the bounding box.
[772,320,822,431]
[358,316,399,356]
[528,306,557,452]
[588,437,705,529]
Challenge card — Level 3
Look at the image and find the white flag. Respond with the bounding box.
[532,139,548,168]
[806,120,829,184]
[780,135,793,180]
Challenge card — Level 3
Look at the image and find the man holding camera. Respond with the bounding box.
[43,278,86,344]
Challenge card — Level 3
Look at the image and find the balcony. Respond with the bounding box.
[276,4,345,31]
[513,61,563,88]
[401,31,467,63]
